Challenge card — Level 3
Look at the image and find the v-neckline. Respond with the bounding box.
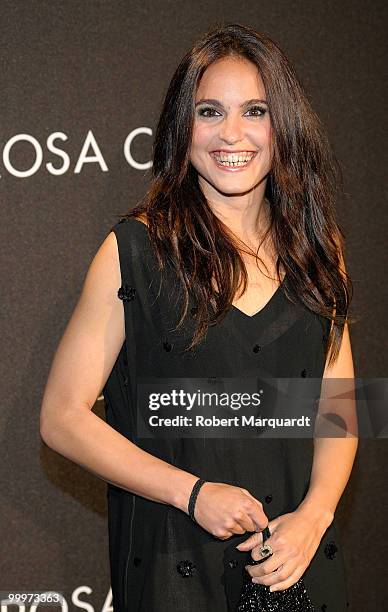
[230,275,286,319]
[131,217,286,320]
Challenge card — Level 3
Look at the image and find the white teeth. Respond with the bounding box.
[212,152,255,166]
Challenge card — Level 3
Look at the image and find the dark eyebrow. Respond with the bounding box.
[195,98,268,107]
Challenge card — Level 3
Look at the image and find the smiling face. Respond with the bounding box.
[190,56,273,202]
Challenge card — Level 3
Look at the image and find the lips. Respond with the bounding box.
[211,150,257,153]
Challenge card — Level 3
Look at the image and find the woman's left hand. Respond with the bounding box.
[235,504,333,592]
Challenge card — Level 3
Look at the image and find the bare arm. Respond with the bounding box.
[39,230,267,536]
[298,322,358,525]
[298,253,358,526]
[39,230,198,513]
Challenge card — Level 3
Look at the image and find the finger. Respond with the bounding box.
[235,520,274,550]
[235,526,272,551]
[230,522,247,535]
[236,515,280,551]
[216,530,235,541]
[248,549,289,576]
[266,567,304,592]
[235,514,257,533]
[240,490,268,530]
[235,532,261,551]
[254,518,279,548]
[252,560,298,587]
[250,538,275,562]
[247,507,268,532]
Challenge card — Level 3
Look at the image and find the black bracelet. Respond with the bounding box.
[188,478,207,523]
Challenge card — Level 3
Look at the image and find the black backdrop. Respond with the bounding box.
[1,1,387,610]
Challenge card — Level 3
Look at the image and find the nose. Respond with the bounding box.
[218,114,244,145]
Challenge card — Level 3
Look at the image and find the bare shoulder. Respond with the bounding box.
[40,230,125,432]
[81,230,122,300]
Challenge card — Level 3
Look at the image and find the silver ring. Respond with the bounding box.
[260,543,273,557]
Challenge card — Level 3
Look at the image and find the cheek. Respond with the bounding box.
[248,122,272,146]
[267,124,273,145]
[192,123,213,150]
[264,123,273,151]
[255,125,273,164]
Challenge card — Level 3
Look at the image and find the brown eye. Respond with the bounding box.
[197,107,220,118]
[246,105,267,117]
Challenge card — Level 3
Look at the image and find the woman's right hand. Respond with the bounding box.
[193,481,268,539]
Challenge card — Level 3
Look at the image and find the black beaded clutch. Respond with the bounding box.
[236,528,316,612]
[236,575,316,612]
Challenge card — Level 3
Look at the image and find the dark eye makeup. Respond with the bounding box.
[196,104,267,118]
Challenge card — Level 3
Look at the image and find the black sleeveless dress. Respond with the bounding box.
[102,217,348,612]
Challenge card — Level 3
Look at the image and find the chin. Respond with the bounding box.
[214,187,255,197]
[213,179,257,194]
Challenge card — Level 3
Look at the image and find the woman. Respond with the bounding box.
[40,24,358,611]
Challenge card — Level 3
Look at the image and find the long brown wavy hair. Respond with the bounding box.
[118,22,353,367]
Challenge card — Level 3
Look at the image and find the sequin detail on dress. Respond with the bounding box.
[176,560,196,577]
[324,541,338,560]
[237,574,316,611]
[117,283,136,301]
